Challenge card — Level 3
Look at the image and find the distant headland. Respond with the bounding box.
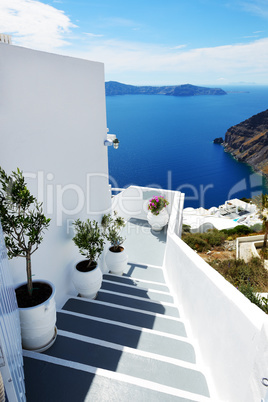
[105,81,227,97]
[216,109,268,178]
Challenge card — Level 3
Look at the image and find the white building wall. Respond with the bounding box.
[163,231,268,401]
[0,44,111,306]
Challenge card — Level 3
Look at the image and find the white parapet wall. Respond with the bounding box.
[236,234,265,259]
[111,185,178,222]
[0,44,112,306]
[163,230,268,401]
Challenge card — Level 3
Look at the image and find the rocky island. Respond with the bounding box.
[105,81,227,97]
[223,109,268,177]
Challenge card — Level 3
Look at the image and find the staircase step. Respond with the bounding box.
[96,290,179,317]
[24,355,209,402]
[62,298,187,336]
[123,262,166,283]
[103,273,170,292]
[42,334,210,398]
[101,279,174,303]
[57,311,196,363]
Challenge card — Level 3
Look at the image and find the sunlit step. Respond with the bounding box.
[26,333,210,399]
[57,310,196,363]
[62,297,186,336]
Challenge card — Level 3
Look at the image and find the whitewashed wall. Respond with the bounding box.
[163,230,268,401]
[0,43,112,306]
[111,185,175,221]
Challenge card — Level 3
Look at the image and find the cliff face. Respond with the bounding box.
[105,81,226,96]
[224,109,268,176]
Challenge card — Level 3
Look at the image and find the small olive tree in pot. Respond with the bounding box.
[72,218,105,298]
[0,167,51,303]
[101,212,128,275]
[0,167,56,351]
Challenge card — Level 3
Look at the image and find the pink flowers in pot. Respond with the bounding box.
[148,195,169,216]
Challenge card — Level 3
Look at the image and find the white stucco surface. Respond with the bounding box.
[183,213,238,232]
[111,185,176,221]
[0,43,111,305]
[163,227,268,401]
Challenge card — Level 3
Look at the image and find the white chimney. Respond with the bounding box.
[0,34,12,44]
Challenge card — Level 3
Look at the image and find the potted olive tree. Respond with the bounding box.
[102,212,128,275]
[0,167,56,351]
[72,218,105,298]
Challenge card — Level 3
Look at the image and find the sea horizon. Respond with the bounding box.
[106,85,268,209]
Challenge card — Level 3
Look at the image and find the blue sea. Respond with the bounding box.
[106,86,268,208]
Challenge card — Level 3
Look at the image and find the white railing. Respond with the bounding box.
[0,222,26,401]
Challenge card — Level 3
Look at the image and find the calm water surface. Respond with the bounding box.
[106,86,268,208]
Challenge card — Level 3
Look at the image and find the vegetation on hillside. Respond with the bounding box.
[182,226,268,313]
[182,225,259,253]
[210,257,268,313]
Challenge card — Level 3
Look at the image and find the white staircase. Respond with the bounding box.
[23,261,211,401]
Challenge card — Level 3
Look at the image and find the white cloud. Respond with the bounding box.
[169,45,187,50]
[1,0,267,84]
[72,36,268,84]
[84,33,104,38]
[239,0,268,18]
[0,0,76,51]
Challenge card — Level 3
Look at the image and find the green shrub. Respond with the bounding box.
[183,233,209,252]
[210,257,268,292]
[221,225,253,236]
[260,296,268,313]
[209,257,268,313]
[259,247,268,260]
[203,229,226,247]
[238,282,268,313]
[240,197,251,203]
[183,229,227,251]
[182,224,191,234]
[250,223,263,233]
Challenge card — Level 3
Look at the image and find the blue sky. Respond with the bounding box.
[1,0,268,85]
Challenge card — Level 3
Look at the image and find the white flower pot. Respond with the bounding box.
[16,280,57,351]
[147,208,169,231]
[72,260,102,299]
[105,246,128,275]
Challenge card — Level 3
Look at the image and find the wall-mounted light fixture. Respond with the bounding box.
[104,132,119,149]
[113,139,119,149]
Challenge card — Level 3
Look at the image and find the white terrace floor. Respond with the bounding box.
[23,219,211,402]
